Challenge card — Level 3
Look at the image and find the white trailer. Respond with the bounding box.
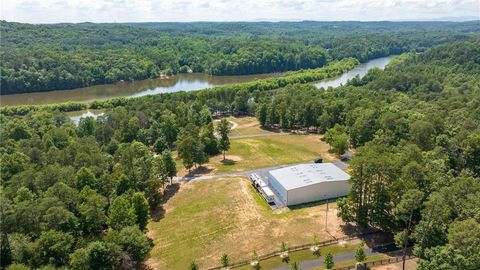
[259,186,275,204]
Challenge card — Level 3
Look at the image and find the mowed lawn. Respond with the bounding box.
[209,134,338,174]
[147,178,348,269]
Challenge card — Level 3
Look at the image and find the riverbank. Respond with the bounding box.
[314,56,394,89]
[1,56,396,107]
[1,58,358,115]
[0,72,286,106]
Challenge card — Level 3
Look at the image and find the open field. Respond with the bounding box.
[223,116,276,137]
[175,135,338,177]
[175,117,339,176]
[147,177,352,269]
[210,134,337,174]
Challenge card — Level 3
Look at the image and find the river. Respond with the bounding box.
[0,73,282,106]
[314,55,394,89]
[1,56,394,107]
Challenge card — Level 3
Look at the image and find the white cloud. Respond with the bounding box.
[1,0,478,23]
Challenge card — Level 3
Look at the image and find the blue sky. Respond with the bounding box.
[1,0,479,23]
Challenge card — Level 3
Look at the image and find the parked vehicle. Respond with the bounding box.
[259,186,275,204]
[249,173,260,182]
[250,174,275,204]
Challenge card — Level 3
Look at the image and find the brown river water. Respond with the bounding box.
[0,56,393,107]
[0,73,282,106]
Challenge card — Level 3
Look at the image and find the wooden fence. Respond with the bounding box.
[207,230,380,270]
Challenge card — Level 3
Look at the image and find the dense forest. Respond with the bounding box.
[0,57,358,269]
[1,36,479,269]
[254,40,480,268]
[1,20,479,94]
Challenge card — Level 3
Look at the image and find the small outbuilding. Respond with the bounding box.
[268,163,351,206]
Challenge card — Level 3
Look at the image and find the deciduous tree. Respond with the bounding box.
[217,119,231,161]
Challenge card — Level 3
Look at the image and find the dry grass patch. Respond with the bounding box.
[228,116,275,137]
[147,177,349,269]
[215,116,275,137]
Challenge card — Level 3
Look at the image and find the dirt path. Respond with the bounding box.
[229,120,239,130]
[213,119,238,136]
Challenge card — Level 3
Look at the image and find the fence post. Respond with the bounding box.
[207,230,388,269]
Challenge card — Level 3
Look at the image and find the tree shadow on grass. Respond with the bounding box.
[150,183,180,222]
[221,159,237,166]
[150,206,165,222]
[260,126,282,133]
[288,197,337,210]
[163,183,180,203]
[339,223,395,248]
[138,262,155,270]
[185,165,215,177]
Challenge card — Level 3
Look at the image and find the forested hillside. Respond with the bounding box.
[0,39,479,269]
[254,40,480,268]
[1,20,478,94]
[0,59,358,269]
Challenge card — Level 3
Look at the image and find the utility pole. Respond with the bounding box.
[325,198,329,232]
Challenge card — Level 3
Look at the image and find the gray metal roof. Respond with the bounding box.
[269,163,351,191]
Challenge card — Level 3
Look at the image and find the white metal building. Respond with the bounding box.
[268,163,351,206]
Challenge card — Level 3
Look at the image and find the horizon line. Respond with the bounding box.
[3,18,479,25]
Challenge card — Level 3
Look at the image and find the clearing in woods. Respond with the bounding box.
[175,117,339,176]
[224,116,274,137]
[147,177,351,269]
[210,134,338,174]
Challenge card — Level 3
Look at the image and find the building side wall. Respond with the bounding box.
[268,173,288,205]
[286,180,350,206]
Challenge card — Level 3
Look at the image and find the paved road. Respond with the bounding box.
[174,161,348,183]
[173,161,349,209]
[172,163,295,183]
[273,243,398,270]
[173,126,349,208]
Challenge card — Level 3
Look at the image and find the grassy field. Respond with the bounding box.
[214,134,337,173]
[147,177,349,269]
[175,117,339,176]
[223,116,275,137]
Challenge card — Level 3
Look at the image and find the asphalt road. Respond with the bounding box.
[173,125,350,209]
[174,161,349,209]
[174,161,348,182]
[272,243,398,270]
